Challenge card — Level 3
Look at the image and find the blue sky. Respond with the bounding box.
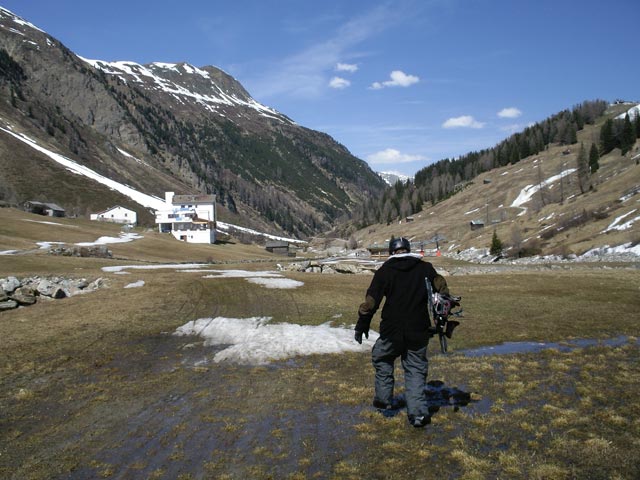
[2,0,638,176]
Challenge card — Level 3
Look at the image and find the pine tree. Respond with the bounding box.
[490,230,503,256]
[599,119,616,154]
[589,143,600,173]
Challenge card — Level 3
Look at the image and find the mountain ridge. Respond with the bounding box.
[0,6,386,238]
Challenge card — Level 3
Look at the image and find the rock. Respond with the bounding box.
[0,275,106,312]
[36,279,57,297]
[87,278,108,290]
[0,299,18,311]
[11,286,37,305]
[1,276,21,293]
[321,266,337,274]
[51,287,67,299]
[332,263,360,274]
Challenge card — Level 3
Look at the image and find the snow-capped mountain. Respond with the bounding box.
[0,7,386,237]
[378,171,413,186]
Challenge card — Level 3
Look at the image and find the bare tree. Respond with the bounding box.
[576,142,591,194]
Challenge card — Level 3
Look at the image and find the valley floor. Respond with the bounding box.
[1,213,639,479]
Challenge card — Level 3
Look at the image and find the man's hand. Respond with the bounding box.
[354,328,369,344]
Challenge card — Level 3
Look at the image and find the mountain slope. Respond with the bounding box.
[351,103,640,259]
[0,7,386,237]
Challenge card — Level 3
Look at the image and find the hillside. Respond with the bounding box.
[0,7,386,238]
[350,103,640,259]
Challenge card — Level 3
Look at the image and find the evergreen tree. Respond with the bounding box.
[568,123,578,144]
[635,112,640,138]
[490,230,503,256]
[589,143,600,173]
[599,119,616,154]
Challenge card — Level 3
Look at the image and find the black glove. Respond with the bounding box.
[354,327,369,344]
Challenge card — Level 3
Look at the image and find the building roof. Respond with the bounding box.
[94,205,135,215]
[172,194,215,205]
[265,241,290,248]
[26,201,65,211]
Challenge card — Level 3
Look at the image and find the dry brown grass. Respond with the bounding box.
[1,209,639,479]
[352,119,640,258]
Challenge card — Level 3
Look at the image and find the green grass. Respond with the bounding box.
[1,207,639,479]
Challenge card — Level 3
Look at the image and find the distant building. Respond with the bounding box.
[155,192,216,243]
[90,206,137,225]
[470,219,485,230]
[265,241,297,256]
[24,201,65,217]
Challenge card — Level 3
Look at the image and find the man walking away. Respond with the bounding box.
[354,237,449,427]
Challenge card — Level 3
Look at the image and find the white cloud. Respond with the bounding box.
[329,76,351,89]
[336,62,358,72]
[370,70,419,89]
[498,107,522,118]
[442,115,485,129]
[366,148,426,164]
[245,4,401,99]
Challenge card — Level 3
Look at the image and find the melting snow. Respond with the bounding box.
[510,168,576,208]
[124,280,145,289]
[75,232,144,246]
[246,278,304,289]
[0,125,166,211]
[174,316,377,365]
[101,265,304,289]
[602,209,640,233]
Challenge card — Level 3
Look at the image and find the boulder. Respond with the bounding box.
[36,279,57,297]
[11,286,37,305]
[1,276,21,293]
[332,263,360,274]
[0,299,18,311]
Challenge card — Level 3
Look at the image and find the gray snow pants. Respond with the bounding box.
[371,336,429,418]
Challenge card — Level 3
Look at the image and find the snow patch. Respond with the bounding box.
[246,278,304,289]
[75,232,143,246]
[602,209,640,233]
[174,316,377,365]
[124,280,145,289]
[510,168,576,208]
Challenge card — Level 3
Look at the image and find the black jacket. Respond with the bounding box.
[356,254,448,349]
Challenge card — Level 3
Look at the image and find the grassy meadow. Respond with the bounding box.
[1,208,639,479]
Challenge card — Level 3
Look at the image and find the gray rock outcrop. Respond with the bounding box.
[0,276,108,312]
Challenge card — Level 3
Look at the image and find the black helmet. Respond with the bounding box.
[389,237,411,255]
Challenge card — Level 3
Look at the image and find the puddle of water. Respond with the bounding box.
[460,335,636,357]
[376,380,484,418]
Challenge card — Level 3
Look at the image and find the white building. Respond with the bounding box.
[90,206,137,225]
[155,192,216,244]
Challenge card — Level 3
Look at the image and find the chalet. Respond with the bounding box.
[265,241,297,256]
[470,219,485,231]
[90,206,137,225]
[155,192,216,244]
[24,201,65,217]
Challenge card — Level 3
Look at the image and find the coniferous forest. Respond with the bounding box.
[349,100,640,229]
